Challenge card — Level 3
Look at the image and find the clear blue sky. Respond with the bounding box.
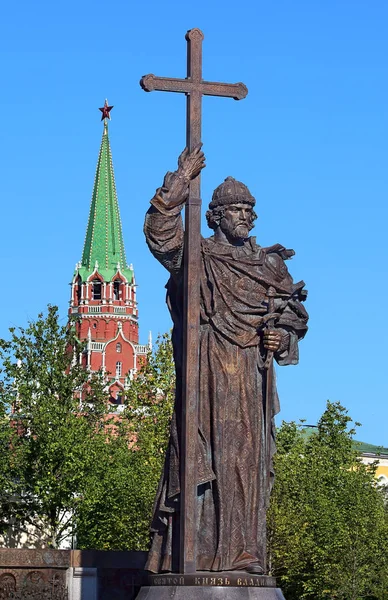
[1,1,387,444]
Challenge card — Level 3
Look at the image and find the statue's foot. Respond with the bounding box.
[246,563,265,575]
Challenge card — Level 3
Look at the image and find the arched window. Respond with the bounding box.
[76,276,82,303]
[92,279,102,300]
[116,361,122,378]
[116,343,122,353]
[113,280,121,300]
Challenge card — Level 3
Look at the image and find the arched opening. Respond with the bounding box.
[76,276,82,303]
[116,361,122,378]
[109,384,124,405]
[92,279,102,300]
[116,342,122,353]
[113,280,121,301]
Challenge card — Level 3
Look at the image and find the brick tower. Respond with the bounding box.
[69,102,149,403]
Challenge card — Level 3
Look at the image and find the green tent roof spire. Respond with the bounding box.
[78,107,132,283]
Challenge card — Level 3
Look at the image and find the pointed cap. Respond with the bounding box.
[77,109,133,283]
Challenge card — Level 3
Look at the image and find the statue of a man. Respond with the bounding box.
[144,147,308,574]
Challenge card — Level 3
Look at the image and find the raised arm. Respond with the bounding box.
[144,146,205,277]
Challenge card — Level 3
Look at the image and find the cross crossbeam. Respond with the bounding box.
[141,73,248,100]
[140,27,248,575]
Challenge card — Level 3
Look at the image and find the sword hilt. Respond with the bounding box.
[264,286,277,369]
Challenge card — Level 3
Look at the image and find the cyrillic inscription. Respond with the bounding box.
[148,573,275,588]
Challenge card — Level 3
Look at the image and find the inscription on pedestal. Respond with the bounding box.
[147,572,277,588]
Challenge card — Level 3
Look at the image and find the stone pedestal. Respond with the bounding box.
[136,572,285,599]
[137,586,285,599]
[67,567,98,600]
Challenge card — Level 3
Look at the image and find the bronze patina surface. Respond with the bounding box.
[141,27,248,576]
[140,27,308,592]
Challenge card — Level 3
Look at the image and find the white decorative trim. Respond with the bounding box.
[86,268,103,282]
[88,306,102,313]
[135,344,149,355]
[104,323,137,355]
[90,342,105,351]
[113,269,128,284]
[361,455,388,467]
[77,314,138,323]
[109,379,125,391]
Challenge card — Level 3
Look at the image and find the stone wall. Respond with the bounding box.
[0,549,148,600]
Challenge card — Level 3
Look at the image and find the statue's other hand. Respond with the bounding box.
[263,330,282,351]
[178,144,206,181]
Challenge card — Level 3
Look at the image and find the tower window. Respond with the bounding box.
[76,276,82,303]
[116,361,122,378]
[92,280,102,300]
[113,280,121,300]
[116,343,122,353]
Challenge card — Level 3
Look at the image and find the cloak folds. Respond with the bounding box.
[144,205,308,573]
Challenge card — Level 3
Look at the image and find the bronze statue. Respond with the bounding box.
[144,146,309,575]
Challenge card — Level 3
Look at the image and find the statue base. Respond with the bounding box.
[136,572,285,599]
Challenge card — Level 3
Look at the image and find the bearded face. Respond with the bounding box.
[219,203,254,241]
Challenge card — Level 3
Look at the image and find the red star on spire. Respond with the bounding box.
[99,99,114,121]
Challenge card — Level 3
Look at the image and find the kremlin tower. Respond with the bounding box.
[69,102,149,403]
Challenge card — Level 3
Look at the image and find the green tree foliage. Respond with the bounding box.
[0,309,175,551]
[76,332,175,550]
[0,305,108,548]
[0,375,20,537]
[268,401,388,600]
[2,306,386,600]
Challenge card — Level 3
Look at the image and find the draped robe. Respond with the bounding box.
[144,197,308,574]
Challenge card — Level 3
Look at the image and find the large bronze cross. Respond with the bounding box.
[140,28,248,575]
